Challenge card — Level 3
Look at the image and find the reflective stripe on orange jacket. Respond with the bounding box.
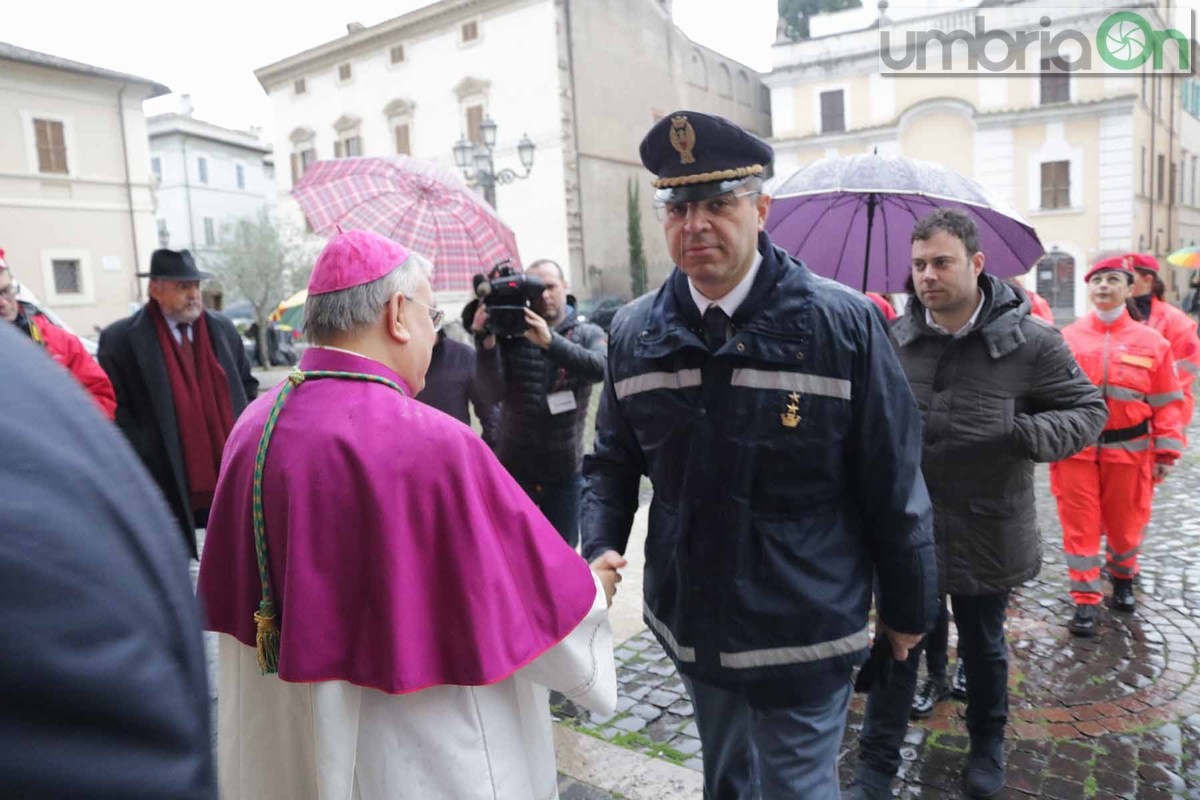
[1060,310,1184,464]
[1145,296,1200,430]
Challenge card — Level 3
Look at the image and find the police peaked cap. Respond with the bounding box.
[640,110,773,203]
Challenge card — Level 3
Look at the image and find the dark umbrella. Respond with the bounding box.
[766,154,1045,292]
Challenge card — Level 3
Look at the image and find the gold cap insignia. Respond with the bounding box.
[669,115,697,165]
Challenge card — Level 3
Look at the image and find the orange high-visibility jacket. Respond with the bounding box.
[1145,296,1200,428]
[1028,290,1054,324]
[1060,310,1184,465]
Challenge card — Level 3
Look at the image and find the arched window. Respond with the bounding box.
[716,64,732,98]
[737,71,751,106]
[1035,249,1076,314]
[384,99,416,155]
[331,115,363,158]
[687,48,707,89]
[289,127,317,185]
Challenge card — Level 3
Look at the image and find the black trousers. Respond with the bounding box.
[921,595,951,679]
[859,591,1010,776]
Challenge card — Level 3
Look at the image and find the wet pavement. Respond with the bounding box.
[553,420,1200,798]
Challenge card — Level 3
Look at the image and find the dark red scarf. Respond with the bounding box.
[148,299,234,512]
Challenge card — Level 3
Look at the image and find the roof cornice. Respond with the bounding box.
[147,114,271,153]
[772,94,1139,149]
[0,40,169,97]
[253,0,520,90]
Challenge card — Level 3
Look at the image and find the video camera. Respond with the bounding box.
[463,260,545,338]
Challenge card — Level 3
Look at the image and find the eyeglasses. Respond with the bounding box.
[655,190,760,223]
[404,295,444,331]
[0,281,18,300]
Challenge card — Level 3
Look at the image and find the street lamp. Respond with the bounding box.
[451,114,535,209]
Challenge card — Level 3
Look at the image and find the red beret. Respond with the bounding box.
[1124,252,1159,274]
[1084,255,1135,283]
[0,248,6,269]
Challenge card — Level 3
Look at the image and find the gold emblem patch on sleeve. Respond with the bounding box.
[781,392,801,428]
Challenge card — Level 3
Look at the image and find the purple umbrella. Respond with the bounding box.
[766,154,1044,292]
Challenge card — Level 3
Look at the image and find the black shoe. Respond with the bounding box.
[951,659,968,699]
[911,676,951,719]
[1069,603,1098,637]
[962,740,1006,798]
[842,765,893,800]
[1110,578,1136,612]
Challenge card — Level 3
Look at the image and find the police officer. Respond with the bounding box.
[580,110,937,798]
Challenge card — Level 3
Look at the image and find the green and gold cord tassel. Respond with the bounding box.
[249,369,407,676]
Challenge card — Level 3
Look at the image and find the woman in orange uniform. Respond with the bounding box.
[1051,256,1185,637]
[1125,253,1200,431]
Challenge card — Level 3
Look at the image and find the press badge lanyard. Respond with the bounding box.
[547,326,577,415]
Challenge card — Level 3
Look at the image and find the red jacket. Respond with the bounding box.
[23,310,116,421]
[1144,296,1200,429]
[1061,310,1184,465]
[1028,290,1054,324]
[865,292,897,321]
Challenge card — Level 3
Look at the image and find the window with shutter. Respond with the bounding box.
[461,21,478,42]
[390,45,405,64]
[34,119,68,174]
[819,90,845,134]
[1040,161,1070,209]
[1039,57,1070,104]
[395,124,411,155]
[334,140,344,158]
[338,63,352,82]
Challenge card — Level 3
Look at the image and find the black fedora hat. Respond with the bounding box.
[138,248,212,280]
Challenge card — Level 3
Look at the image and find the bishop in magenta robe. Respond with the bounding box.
[198,230,617,800]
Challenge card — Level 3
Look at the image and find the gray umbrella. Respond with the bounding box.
[766,154,1045,292]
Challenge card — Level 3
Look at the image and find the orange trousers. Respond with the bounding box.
[1049,458,1153,605]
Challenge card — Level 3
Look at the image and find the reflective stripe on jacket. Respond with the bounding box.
[581,233,935,703]
[1146,296,1200,432]
[1061,310,1185,464]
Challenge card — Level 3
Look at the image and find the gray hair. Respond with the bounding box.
[304,251,433,344]
[526,259,564,280]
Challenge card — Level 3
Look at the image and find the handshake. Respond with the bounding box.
[589,550,627,608]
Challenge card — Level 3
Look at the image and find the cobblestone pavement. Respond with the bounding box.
[554,422,1200,798]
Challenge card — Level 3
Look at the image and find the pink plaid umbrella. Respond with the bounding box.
[292,156,521,292]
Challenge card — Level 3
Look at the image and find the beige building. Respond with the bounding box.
[254,0,770,303]
[0,41,167,334]
[1178,75,1200,253]
[766,0,1190,318]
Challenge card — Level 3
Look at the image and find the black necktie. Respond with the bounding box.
[703,306,729,351]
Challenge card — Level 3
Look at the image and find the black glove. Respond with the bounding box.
[853,636,893,693]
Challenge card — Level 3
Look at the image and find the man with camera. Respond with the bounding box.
[471,259,607,546]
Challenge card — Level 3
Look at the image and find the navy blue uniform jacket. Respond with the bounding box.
[581,233,936,706]
[0,324,215,798]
